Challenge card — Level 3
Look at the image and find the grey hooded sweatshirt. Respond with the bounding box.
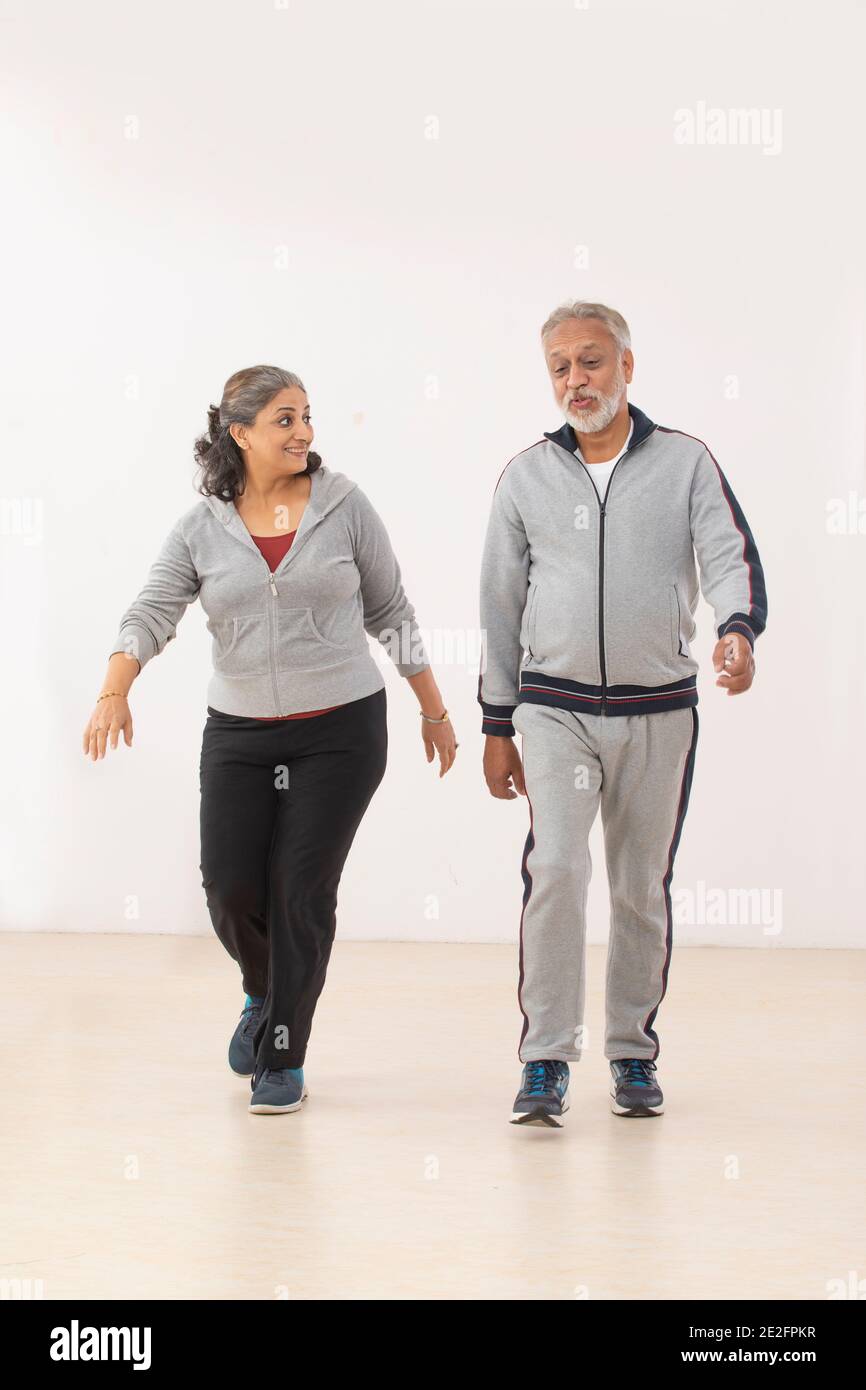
[478,402,767,735]
[109,466,430,716]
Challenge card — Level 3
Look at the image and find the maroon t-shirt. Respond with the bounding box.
[249,529,343,721]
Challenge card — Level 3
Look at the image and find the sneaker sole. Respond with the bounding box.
[249,1086,309,1115]
[510,1090,570,1128]
[610,1092,663,1116]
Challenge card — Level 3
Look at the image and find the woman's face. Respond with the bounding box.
[234,387,314,475]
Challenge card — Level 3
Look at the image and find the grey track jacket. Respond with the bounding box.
[478,402,767,735]
[109,465,430,716]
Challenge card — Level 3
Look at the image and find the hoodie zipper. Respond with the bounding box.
[221,504,316,719]
[573,433,654,713]
[266,571,281,715]
[212,477,354,718]
[218,520,301,719]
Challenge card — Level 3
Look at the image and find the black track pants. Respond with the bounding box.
[199,688,388,1070]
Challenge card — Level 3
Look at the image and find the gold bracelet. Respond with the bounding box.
[96,691,124,703]
[420,708,449,724]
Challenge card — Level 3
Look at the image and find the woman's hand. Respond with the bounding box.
[421,713,458,778]
[82,695,134,761]
[407,669,457,778]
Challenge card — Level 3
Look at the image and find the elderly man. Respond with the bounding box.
[478,301,767,1127]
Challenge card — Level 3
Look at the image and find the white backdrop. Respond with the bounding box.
[2,0,863,948]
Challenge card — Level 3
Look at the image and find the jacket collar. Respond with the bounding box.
[544,400,656,456]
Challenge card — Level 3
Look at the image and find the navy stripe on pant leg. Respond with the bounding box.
[516,799,536,1059]
[643,707,700,1060]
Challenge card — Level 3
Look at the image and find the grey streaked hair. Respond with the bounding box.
[194,364,322,500]
[540,301,631,354]
[216,365,307,431]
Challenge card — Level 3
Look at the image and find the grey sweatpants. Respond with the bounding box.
[510,702,699,1063]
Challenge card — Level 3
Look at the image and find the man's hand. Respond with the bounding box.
[483,734,526,799]
[712,632,755,696]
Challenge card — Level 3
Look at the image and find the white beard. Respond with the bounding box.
[560,365,626,434]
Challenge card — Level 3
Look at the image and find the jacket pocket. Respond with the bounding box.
[522,584,540,655]
[275,604,355,672]
[212,615,270,677]
[669,586,680,659]
[529,583,598,679]
[602,564,699,686]
[307,607,356,650]
[670,584,694,659]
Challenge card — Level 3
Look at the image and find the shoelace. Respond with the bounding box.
[524,1060,563,1095]
[619,1058,656,1087]
[256,1068,302,1086]
[240,1004,262,1037]
[251,1067,281,1088]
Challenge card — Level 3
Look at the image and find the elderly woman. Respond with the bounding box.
[85,365,457,1114]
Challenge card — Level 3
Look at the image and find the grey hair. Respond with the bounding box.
[540,301,631,354]
[194,364,322,499]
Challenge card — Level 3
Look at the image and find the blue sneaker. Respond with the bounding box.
[610,1058,664,1116]
[228,996,263,1077]
[249,1066,309,1115]
[510,1060,570,1127]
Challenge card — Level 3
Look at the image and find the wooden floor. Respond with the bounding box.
[1,935,862,1301]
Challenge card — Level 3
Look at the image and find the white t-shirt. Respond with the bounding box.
[574,420,634,501]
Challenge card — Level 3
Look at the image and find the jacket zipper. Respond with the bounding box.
[266,571,282,716]
[232,522,307,719]
[573,433,654,713]
[218,498,332,718]
[597,491,609,711]
[265,539,311,718]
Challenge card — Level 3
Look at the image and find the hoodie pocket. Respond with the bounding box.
[275,604,354,672]
[212,615,270,677]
